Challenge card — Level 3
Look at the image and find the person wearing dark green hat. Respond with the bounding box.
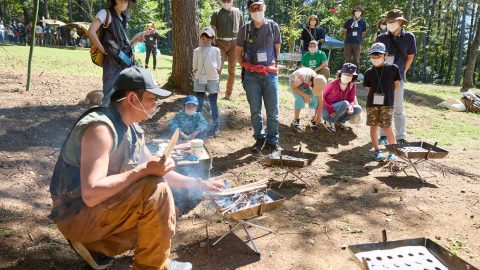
[49,66,223,270]
[375,8,417,144]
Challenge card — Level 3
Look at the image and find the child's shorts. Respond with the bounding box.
[366,106,394,128]
[292,86,318,109]
[194,79,220,94]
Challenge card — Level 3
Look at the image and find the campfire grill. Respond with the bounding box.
[385,142,449,182]
[263,149,318,188]
[210,185,285,254]
[348,231,478,270]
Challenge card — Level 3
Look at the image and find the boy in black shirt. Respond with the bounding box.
[364,43,400,162]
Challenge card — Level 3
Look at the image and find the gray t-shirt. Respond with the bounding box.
[236,19,281,66]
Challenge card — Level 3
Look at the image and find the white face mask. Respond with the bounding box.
[340,75,352,84]
[380,25,387,31]
[387,22,400,33]
[370,58,384,66]
[354,11,362,18]
[222,2,233,10]
[251,11,265,22]
[118,94,159,120]
[185,109,196,116]
[308,47,318,54]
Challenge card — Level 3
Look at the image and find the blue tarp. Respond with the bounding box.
[322,35,344,50]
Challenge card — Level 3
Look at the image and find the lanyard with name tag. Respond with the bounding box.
[373,66,385,105]
[352,31,358,37]
[385,55,395,65]
[257,49,268,62]
[373,94,385,105]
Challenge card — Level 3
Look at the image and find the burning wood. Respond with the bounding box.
[215,190,274,214]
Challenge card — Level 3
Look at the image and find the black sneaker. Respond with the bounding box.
[265,141,283,152]
[309,120,318,129]
[252,138,266,153]
[397,139,408,144]
[291,119,301,129]
[145,65,149,69]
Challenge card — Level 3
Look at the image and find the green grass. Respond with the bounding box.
[404,83,480,148]
[0,45,172,81]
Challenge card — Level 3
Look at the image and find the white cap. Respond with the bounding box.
[200,26,215,38]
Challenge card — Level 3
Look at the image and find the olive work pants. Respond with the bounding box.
[56,177,176,270]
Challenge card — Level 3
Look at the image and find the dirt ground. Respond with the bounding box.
[0,67,479,270]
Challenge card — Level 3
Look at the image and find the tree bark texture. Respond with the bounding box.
[168,0,198,94]
[462,0,480,90]
[454,5,467,85]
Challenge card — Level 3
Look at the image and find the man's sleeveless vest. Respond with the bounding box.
[49,106,145,222]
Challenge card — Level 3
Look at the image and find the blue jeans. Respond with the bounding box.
[380,80,406,140]
[242,71,279,144]
[322,100,362,124]
[195,92,219,128]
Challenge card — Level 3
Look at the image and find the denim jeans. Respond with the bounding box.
[380,80,406,139]
[322,100,362,124]
[242,71,279,144]
[195,92,219,129]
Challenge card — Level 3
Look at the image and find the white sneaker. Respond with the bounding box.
[323,120,336,133]
[168,260,192,270]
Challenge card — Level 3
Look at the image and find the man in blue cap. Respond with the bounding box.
[49,67,223,270]
[236,0,283,153]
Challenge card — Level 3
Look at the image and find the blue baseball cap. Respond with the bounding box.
[368,42,386,55]
[184,95,199,106]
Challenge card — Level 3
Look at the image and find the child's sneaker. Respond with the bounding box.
[378,136,388,145]
[309,120,318,129]
[213,128,220,137]
[336,122,350,130]
[323,120,336,133]
[291,119,301,129]
[374,149,386,162]
[387,153,397,161]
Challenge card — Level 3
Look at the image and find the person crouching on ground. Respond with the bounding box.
[49,67,224,270]
[289,67,327,130]
[193,26,222,137]
[364,43,400,161]
[168,96,208,140]
[322,63,362,133]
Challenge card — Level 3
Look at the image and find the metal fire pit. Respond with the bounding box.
[349,230,478,270]
[385,141,449,182]
[210,187,285,254]
[263,149,318,188]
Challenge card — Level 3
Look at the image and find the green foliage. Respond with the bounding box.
[198,0,219,29]
[129,0,170,38]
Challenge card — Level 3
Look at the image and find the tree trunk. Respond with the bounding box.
[68,0,73,22]
[167,0,198,94]
[462,0,480,91]
[165,0,172,48]
[44,0,50,18]
[454,5,467,85]
[27,0,41,92]
[98,0,102,9]
[405,0,414,21]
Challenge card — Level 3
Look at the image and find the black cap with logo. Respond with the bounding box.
[114,66,171,97]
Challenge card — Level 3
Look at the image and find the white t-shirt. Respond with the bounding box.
[95,9,122,25]
[35,25,43,34]
[192,46,221,81]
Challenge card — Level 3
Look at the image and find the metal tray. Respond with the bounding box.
[349,237,478,270]
[263,150,318,168]
[212,189,285,221]
[385,142,449,159]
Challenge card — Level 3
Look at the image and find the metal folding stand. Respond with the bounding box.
[393,156,430,183]
[274,166,310,189]
[211,216,276,254]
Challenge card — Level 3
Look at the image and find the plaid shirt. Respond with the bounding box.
[168,111,208,135]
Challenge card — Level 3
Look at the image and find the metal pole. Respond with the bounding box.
[26,0,40,92]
